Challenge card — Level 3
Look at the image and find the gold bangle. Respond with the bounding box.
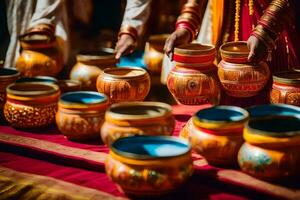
[118,25,138,41]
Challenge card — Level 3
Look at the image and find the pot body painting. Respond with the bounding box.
[270,70,300,106]
[0,68,20,112]
[101,101,175,146]
[218,41,270,97]
[238,115,300,180]
[105,136,193,197]
[181,106,249,166]
[167,43,220,105]
[4,82,60,128]
[70,49,116,90]
[56,91,109,141]
[16,32,63,77]
[96,67,150,103]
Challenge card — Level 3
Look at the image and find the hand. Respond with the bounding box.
[247,35,268,63]
[164,28,191,60]
[115,34,137,60]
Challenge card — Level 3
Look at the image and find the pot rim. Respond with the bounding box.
[246,116,300,138]
[76,48,116,62]
[273,70,300,85]
[6,82,59,97]
[219,41,249,59]
[174,43,215,56]
[193,105,249,129]
[0,68,20,80]
[101,67,148,80]
[246,104,300,118]
[110,135,191,160]
[106,101,173,120]
[15,76,58,84]
[59,91,108,108]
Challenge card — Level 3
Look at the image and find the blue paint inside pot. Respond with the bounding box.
[112,136,190,159]
[0,68,19,76]
[248,116,300,137]
[60,91,107,104]
[247,104,300,118]
[195,106,247,122]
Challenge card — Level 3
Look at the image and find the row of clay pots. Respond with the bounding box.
[180,104,300,181]
[167,42,270,105]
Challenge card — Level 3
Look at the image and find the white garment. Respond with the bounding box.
[121,0,152,37]
[4,0,68,68]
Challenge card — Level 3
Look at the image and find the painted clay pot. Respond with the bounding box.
[167,43,220,105]
[105,136,193,197]
[4,82,60,128]
[270,70,300,106]
[218,41,270,97]
[0,68,20,111]
[101,101,175,146]
[96,67,151,103]
[57,80,81,93]
[238,115,300,180]
[182,106,249,166]
[56,91,109,141]
[16,32,63,77]
[144,34,169,74]
[70,49,116,90]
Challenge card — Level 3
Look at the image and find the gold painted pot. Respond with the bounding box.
[270,70,300,106]
[4,82,60,128]
[0,68,20,112]
[56,91,109,141]
[105,136,193,197]
[218,41,270,97]
[101,101,175,146]
[96,67,151,103]
[167,44,220,105]
[238,115,300,180]
[16,33,63,77]
[70,49,116,90]
[144,34,169,74]
[182,106,248,166]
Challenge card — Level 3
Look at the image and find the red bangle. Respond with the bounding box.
[175,22,195,42]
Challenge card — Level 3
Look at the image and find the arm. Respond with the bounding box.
[115,0,152,59]
[164,0,208,59]
[248,0,294,62]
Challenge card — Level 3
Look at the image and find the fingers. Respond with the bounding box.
[115,38,136,60]
[164,34,177,60]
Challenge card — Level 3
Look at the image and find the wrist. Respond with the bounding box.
[118,25,138,42]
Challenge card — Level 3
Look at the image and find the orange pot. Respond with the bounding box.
[218,41,270,97]
[167,44,220,105]
[270,70,300,106]
[0,68,20,112]
[96,67,151,103]
[144,34,169,74]
[70,49,116,90]
[16,33,63,77]
[101,101,175,146]
[4,82,60,128]
[105,136,193,197]
[56,91,109,141]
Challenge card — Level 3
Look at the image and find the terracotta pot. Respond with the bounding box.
[56,91,109,141]
[16,33,63,77]
[57,80,81,93]
[238,115,300,180]
[167,43,220,105]
[4,82,60,128]
[144,34,169,74]
[101,101,175,146]
[96,67,151,103]
[181,106,248,166]
[105,136,193,197]
[70,49,116,90]
[218,41,270,97]
[0,68,20,112]
[270,70,300,106]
